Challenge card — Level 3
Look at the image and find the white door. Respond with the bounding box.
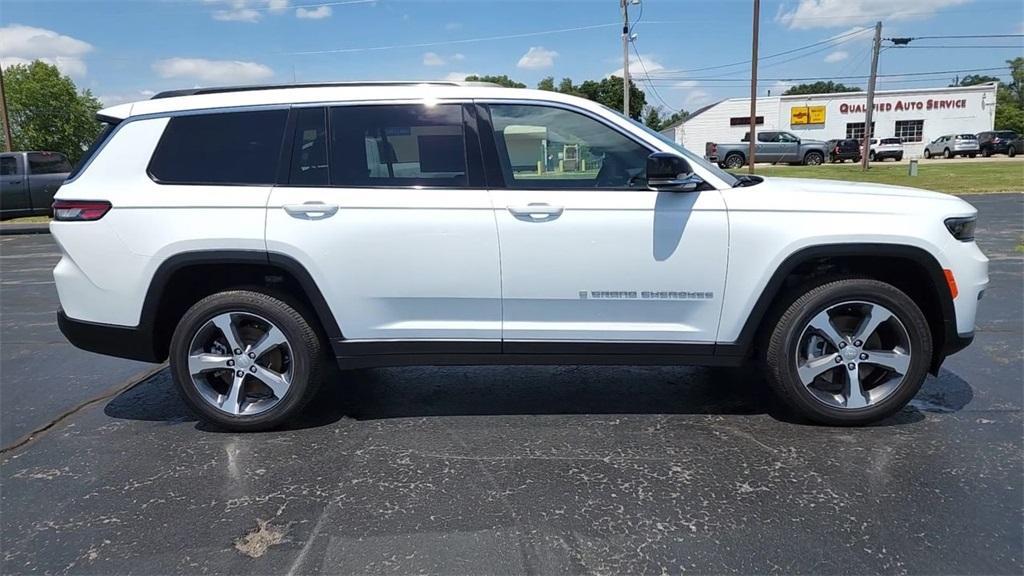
[482,103,729,343]
[266,104,501,343]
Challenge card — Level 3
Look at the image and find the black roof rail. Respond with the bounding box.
[150,81,498,100]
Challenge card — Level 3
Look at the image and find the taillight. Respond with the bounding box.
[52,200,111,221]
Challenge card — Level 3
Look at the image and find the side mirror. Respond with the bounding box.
[646,152,703,192]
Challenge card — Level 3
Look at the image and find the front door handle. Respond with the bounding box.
[283,201,338,220]
[508,203,564,221]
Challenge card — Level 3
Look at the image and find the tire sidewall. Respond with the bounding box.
[773,280,933,425]
[169,291,316,430]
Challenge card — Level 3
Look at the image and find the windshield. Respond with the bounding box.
[619,113,740,187]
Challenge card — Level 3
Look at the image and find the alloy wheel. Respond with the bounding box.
[795,300,912,411]
[187,311,294,416]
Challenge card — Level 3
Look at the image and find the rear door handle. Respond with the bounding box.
[508,203,564,221]
[283,201,338,220]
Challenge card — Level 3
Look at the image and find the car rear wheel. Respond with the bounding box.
[169,290,323,431]
[803,151,824,166]
[723,153,745,170]
[982,147,992,157]
[943,148,952,159]
[868,151,876,161]
[1008,146,1016,158]
[764,278,932,426]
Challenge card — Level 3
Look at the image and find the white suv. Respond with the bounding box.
[52,82,988,430]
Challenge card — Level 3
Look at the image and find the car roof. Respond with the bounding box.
[98,82,609,120]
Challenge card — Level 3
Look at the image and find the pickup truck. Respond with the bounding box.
[0,151,72,220]
[706,131,828,169]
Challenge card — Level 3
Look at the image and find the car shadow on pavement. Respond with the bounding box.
[103,364,974,432]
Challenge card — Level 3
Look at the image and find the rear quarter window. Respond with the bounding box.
[148,109,288,185]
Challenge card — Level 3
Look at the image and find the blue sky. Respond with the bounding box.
[1,0,1021,111]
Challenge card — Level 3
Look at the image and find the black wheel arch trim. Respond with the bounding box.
[716,243,958,372]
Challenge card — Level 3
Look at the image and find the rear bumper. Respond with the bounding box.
[58,311,162,363]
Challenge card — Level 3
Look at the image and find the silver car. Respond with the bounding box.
[923,134,979,159]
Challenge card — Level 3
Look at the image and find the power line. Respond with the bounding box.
[889,34,1024,40]
[641,65,1010,83]
[888,45,1024,49]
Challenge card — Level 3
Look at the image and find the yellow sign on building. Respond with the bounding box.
[790,105,826,125]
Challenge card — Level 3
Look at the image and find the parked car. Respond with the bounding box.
[868,138,904,162]
[827,139,862,163]
[977,130,1019,157]
[0,151,72,220]
[923,134,979,159]
[706,131,827,169]
[54,81,987,430]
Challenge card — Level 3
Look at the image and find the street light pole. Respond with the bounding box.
[747,0,760,174]
[621,0,631,117]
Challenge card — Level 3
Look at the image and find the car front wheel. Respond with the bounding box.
[764,278,932,426]
[1009,145,1017,158]
[169,290,324,431]
[803,151,824,166]
[923,149,932,159]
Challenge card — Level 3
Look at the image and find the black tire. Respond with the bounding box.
[868,151,876,162]
[169,290,324,431]
[969,154,976,158]
[803,151,824,166]
[896,154,903,162]
[943,148,952,159]
[982,147,991,158]
[1009,145,1017,158]
[923,149,932,159]
[763,277,933,426]
[723,153,745,170]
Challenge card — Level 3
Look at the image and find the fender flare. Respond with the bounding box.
[718,243,956,365]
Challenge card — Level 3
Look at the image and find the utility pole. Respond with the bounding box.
[0,64,12,153]
[747,0,760,174]
[860,21,882,171]
[621,0,631,117]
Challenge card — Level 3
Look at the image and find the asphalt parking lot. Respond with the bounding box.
[1,193,1021,575]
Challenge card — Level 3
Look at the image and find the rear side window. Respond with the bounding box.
[289,107,329,186]
[149,109,288,185]
[0,156,17,176]
[28,152,72,174]
[329,104,467,188]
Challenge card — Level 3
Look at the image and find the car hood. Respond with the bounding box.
[757,176,958,202]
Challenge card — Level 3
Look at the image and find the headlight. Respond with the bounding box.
[944,216,976,241]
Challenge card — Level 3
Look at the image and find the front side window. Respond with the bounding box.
[487,104,650,189]
[28,152,72,175]
[777,133,799,143]
[330,104,467,187]
[0,156,17,176]
[149,109,288,185]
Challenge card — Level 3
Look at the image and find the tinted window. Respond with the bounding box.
[756,132,776,143]
[880,138,902,145]
[289,107,329,186]
[330,104,467,187]
[488,104,651,189]
[28,152,72,175]
[0,156,17,176]
[149,109,288,185]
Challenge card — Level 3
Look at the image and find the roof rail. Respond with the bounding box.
[150,81,498,100]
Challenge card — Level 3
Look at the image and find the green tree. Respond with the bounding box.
[1004,57,1024,108]
[2,61,102,163]
[536,76,556,91]
[557,77,578,95]
[949,74,1001,87]
[463,74,526,88]
[643,106,663,130]
[570,76,646,119]
[782,81,861,96]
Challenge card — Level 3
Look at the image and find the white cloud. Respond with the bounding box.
[683,89,711,108]
[824,50,849,63]
[452,53,465,61]
[422,52,445,66]
[443,71,476,82]
[517,46,558,70]
[777,0,971,29]
[205,0,291,23]
[608,54,665,79]
[97,90,156,107]
[296,5,331,19]
[152,58,274,83]
[0,24,93,77]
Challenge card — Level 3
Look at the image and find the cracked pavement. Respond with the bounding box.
[1,194,1021,575]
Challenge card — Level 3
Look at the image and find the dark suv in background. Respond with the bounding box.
[978,131,1019,157]
[826,138,861,163]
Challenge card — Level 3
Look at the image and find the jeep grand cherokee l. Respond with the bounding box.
[52,82,988,430]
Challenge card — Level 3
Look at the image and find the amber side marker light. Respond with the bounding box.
[943,269,959,299]
[52,200,112,222]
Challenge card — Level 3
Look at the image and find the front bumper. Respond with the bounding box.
[58,311,162,363]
